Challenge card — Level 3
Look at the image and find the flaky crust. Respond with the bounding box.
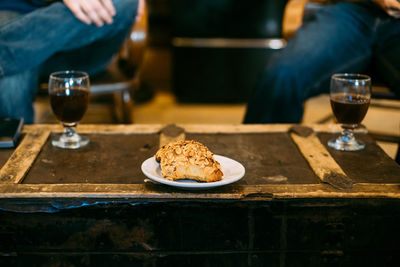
[155,140,223,182]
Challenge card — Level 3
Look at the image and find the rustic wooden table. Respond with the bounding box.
[0,124,399,266]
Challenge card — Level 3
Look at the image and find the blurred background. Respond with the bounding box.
[34,0,399,159]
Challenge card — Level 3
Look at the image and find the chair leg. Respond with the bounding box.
[112,90,134,124]
[396,144,400,165]
[121,90,134,123]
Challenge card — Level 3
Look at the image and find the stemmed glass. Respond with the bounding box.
[48,71,90,149]
[328,73,371,151]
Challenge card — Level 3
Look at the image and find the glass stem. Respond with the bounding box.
[63,123,77,137]
[341,128,355,143]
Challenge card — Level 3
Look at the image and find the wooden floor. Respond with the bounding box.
[33,50,399,161]
[33,0,400,160]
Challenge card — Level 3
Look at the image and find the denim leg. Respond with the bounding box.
[0,69,38,123]
[0,0,137,122]
[244,3,378,123]
[0,10,21,76]
[372,17,400,96]
[0,11,37,122]
[0,0,138,77]
[39,0,138,77]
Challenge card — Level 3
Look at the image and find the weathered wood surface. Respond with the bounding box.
[159,124,186,147]
[0,149,13,170]
[0,124,399,200]
[318,133,400,184]
[23,123,345,134]
[0,197,399,266]
[289,126,353,190]
[1,124,400,267]
[0,129,50,184]
[1,184,400,201]
[13,131,321,186]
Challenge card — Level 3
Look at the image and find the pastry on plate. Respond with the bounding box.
[155,140,223,182]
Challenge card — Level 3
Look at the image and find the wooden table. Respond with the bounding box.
[0,124,399,266]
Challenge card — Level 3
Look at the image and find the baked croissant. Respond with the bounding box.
[155,140,223,182]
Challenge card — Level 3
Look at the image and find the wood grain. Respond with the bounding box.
[0,124,398,199]
[159,124,186,148]
[290,126,353,190]
[0,129,50,184]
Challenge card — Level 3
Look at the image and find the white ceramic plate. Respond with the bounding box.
[141,155,245,190]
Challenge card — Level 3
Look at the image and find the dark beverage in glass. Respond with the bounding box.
[48,71,90,149]
[50,88,89,123]
[330,93,370,126]
[328,74,371,151]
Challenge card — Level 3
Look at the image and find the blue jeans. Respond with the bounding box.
[244,2,400,124]
[0,0,138,123]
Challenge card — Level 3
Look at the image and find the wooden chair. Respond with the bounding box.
[367,80,400,164]
[88,59,138,124]
[86,0,148,123]
[290,0,400,163]
[40,0,148,124]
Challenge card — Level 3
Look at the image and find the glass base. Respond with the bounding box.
[52,132,89,149]
[328,136,365,151]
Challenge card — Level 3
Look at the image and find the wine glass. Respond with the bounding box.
[48,71,90,149]
[328,73,371,151]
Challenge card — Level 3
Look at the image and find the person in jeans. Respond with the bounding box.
[0,0,139,123]
[244,0,400,124]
